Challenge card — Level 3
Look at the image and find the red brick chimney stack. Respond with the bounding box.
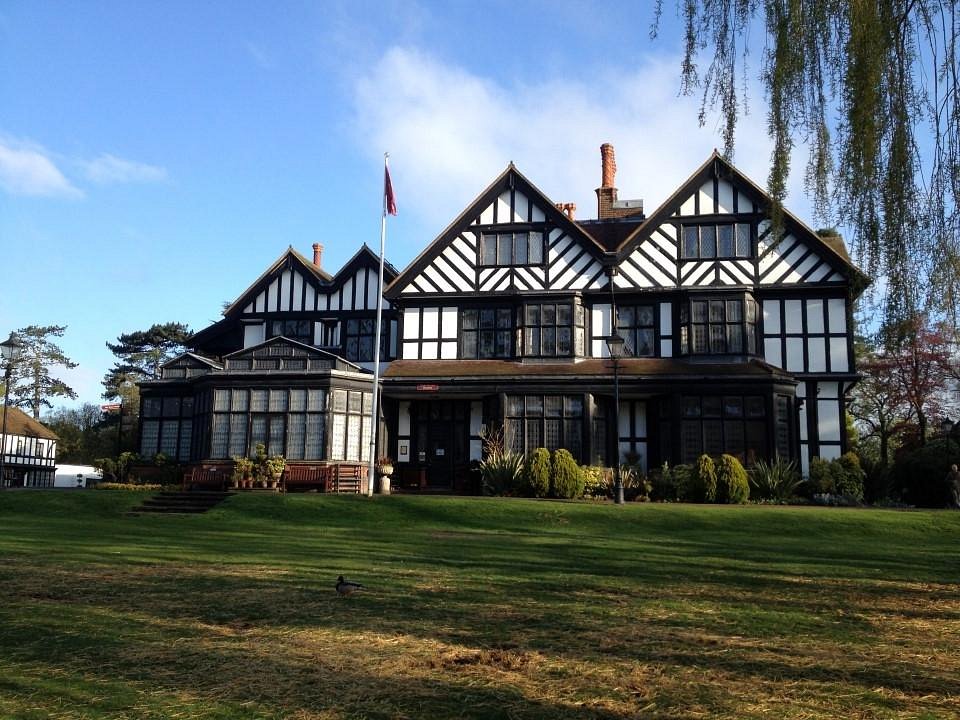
[312,243,324,269]
[600,143,616,188]
[596,143,619,219]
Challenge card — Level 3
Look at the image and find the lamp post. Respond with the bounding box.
[941,418,957,454]
[0,332,25,489]
[606,333,626,505]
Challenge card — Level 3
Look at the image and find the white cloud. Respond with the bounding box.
[83,153,168,185]
[352,47,813,230]
[0,138,82,198]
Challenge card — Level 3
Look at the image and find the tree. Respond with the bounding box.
[103,322,191,399]
[43,404,121,464]
[849,345,914,466]
[880,315,952,445]
[654,2,960,328]
[8,325,78,419]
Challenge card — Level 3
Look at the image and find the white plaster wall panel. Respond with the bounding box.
[680,261,714,287]
[317,292,327,311]
[330,289,340,311]
[773,241,811,283]
[514,266,546,291]
[294,271,306,311]
[568,259,603,290]
[679,193,696,216]
[784,300,803,333]
[479,267,510,292]
[828,298,846,332]
[549,233,573,262]
[313,323,323,346]
[717,179,735,213]
[531,204,545,222]
[763,300,782,332]
[244,302,253,313]
[592,303,611,357]
[635,401,647,436]
[479,201,494,225]
[401,343,418,360]
[764,338,783,367]
[421,341,438,360]
[786,338,804,371]
[366,269,379,310]
[497,191,511,222]
[829,337,849,372]
[423,264,456,293]
[305,283,316,312]
[441,307,458,338]
[698,181,713,212]
[243,324,265,348]
[718,260,753,285]
[792,253,821,282]
[659,303,672,335]
[554,251,594,290]
[806,299,824,333]
[341,278,353,311]
[268,279,279,312]
[436,252,474,291]
[279,272,291,311]
[660,339,673,357]
[818,399,841,442]
[817,381,840,400]
[440,342,457,359]
[422,307,439,339]
[402,309,419,339]
[807,337,826,372]
[514,191,528,222]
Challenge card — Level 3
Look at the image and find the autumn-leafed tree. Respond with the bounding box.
[103,322,191,400]
[849,344,914,466]
[880,316,953,445]
[7,325,78,420]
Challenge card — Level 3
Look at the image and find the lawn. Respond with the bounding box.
[0,492,958,719]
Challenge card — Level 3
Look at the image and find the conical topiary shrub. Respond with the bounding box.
[716,453,749,504]
[551,448,585,499]
[696,454,718,503]
[525,448,551,498]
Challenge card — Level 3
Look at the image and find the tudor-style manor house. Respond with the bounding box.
[141,145,864,492]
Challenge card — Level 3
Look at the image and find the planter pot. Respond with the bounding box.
[379,476,391,495]
[378,466,394,477]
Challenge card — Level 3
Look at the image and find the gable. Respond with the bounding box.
[223,337,361,373]
[227,249,330,317]
[386,165,608,298]
[615,153,857,289]
[324,246,397,312]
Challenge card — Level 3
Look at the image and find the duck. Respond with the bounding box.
[335,575,365,596]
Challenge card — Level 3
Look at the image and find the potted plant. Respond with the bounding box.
[231,456,254,489]
[265,454,286,489]
[376,456,395,477]
[252,443,269,488]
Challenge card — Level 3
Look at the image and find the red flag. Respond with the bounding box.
[384,164,398,216]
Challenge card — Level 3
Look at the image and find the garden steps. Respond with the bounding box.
[129,491,234,515]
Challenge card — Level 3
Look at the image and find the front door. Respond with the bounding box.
[412,400,470,488]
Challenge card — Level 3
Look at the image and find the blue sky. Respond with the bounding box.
[1,1,815,410]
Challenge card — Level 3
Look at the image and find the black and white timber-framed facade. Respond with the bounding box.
[140,145,866,491]
[0,406,58,488]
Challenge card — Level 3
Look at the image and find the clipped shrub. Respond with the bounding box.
[551,449,585,499]
[649,462,678,501]
[580,464,611,498]
[834,452,865,501]
[525,448,552,498]
[808,456,834,494]
[749,456,804,502]
[672,464,696,502]
[716,454,749,504]
[695,454,718,503]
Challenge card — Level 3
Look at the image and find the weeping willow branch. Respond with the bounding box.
[655,0,960,329]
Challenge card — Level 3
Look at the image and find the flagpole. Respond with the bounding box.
[367,153,390,496]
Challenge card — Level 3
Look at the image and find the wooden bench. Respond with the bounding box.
[183,466,229,491]
[281,464,328,493]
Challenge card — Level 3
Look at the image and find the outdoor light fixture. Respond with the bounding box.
[0,331,25,489]
[606,333,627,505]
[941,418,955,436]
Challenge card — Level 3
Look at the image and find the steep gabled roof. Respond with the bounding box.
[223,246,333,318]
[615,151,867,286]
[328,244,399,291]
[0,406,58,440]
[385,163,608,299]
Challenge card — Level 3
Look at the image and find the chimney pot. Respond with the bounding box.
[564,202,576,220]
[312,243,324,268]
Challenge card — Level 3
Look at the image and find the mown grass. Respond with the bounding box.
[0,491,958,719]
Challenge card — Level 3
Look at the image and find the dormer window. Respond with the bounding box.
[480,231,544,267]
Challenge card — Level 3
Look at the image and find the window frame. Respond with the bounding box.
[479,230,546,267]
[680,222,753,260]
